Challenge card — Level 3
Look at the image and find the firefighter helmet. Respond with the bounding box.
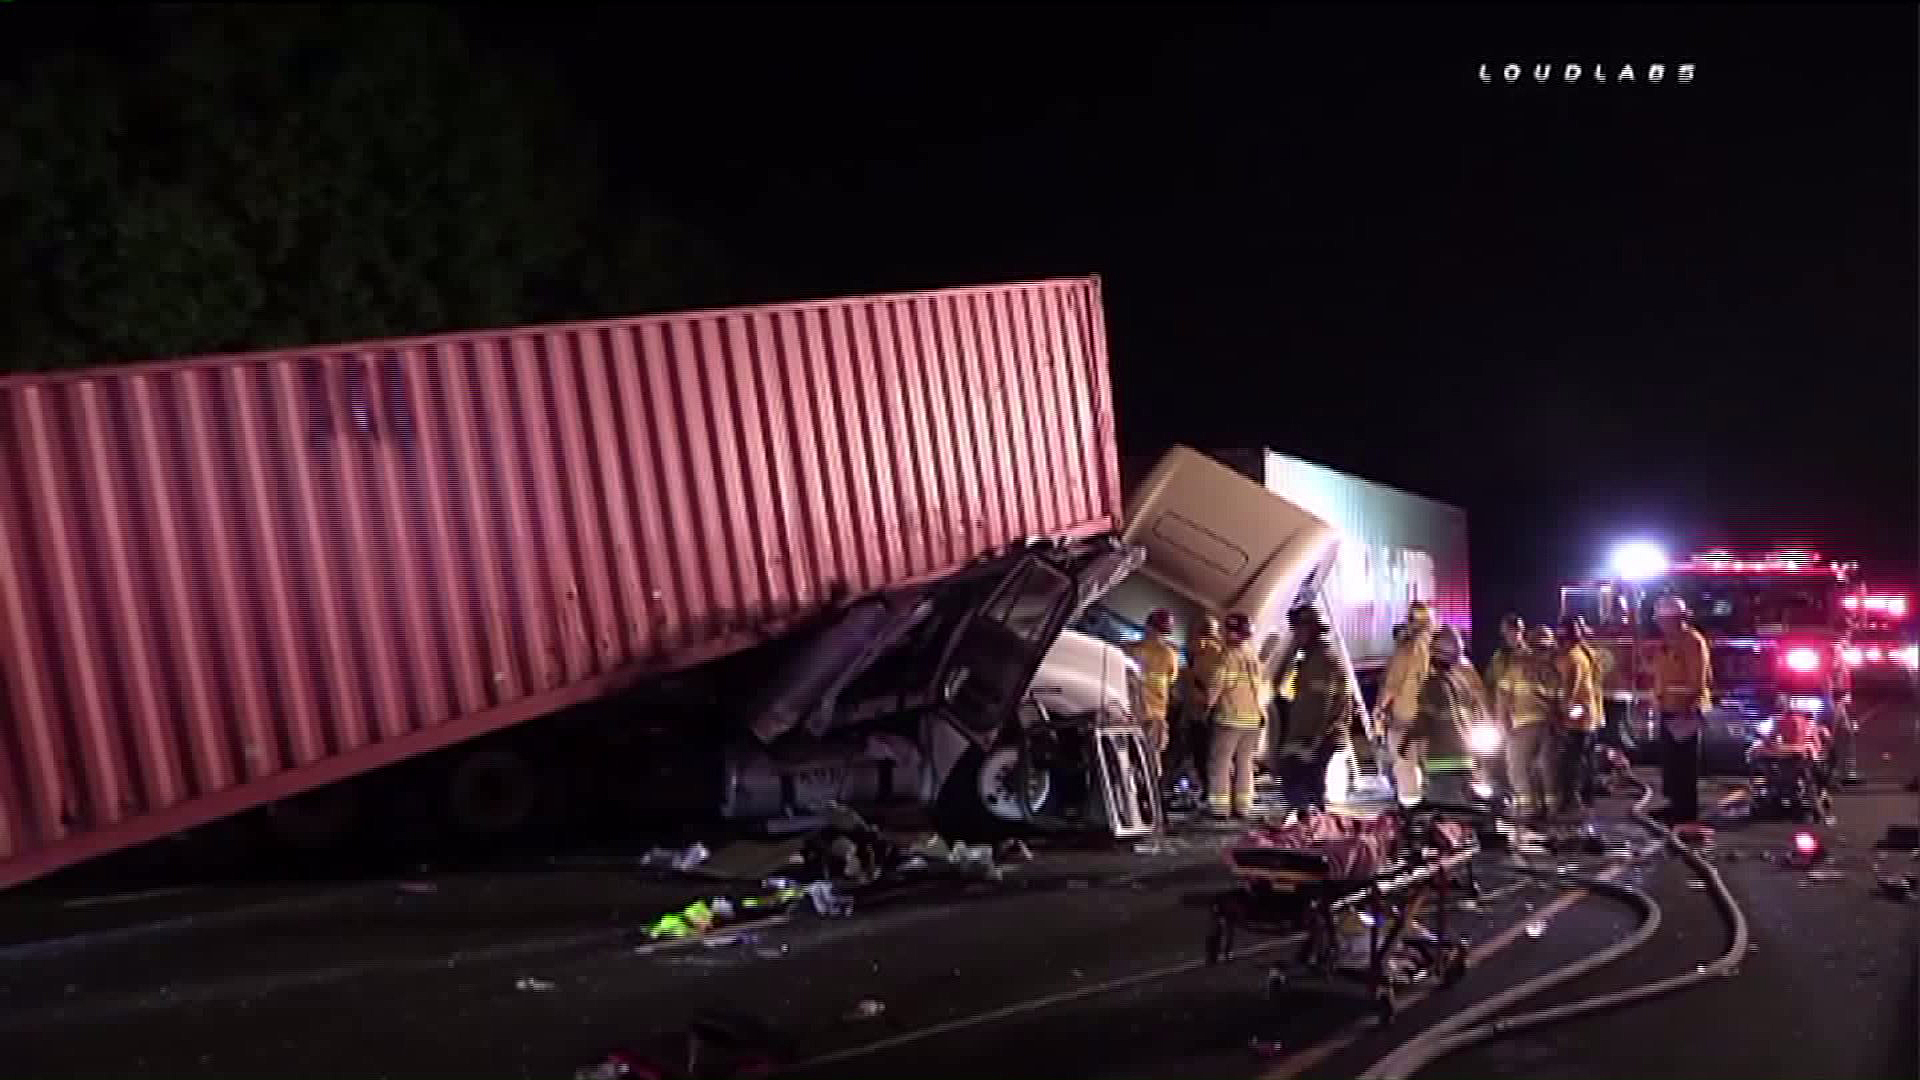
[1223,612,1254,640]
[1144,609,1174,634]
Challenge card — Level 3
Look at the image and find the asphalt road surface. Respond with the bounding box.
[4,692,1916,1080]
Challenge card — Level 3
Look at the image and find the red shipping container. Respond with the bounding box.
[0,277,1121,887]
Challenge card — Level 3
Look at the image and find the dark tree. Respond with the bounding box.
[0,4,722,372]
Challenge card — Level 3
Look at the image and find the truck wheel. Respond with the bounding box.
[976,745,1052,823]
[445,749,542,836]
[264,784,361,850]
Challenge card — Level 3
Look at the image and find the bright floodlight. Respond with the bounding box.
[1610,542,1668,583]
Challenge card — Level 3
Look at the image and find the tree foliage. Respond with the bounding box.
[0,5,722,372]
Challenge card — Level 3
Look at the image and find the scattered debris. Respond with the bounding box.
[1876,875,1916,901]
[845,999,887,1021]
[754,944,790,960]
[1523,919,1546,939]
[903,834,952,860]
[639,843,712,873]
[1805,868,1846,883]
[395,881,439,895]
[644,899,720,940]
[804,881,854,918]
[701,934,748,949]
[1687,880,1709,891]
[516,976,557,992]
[997,838,1035,864]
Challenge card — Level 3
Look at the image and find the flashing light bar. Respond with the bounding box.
[1843,644,1920,669]
[1669,556,1840,575]
[1847,594,1911,618]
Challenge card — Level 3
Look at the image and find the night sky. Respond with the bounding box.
[23,5,1920,650]
[485,4,1917,647]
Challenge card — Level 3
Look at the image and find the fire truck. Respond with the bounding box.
[1840,586,1919,690]
[1559,550,1859,777]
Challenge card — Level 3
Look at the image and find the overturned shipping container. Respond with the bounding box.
[0,277,1122,887]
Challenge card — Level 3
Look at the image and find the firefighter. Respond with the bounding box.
[1202,612,1269,821]
[1177,615,1226,797]
[1274,605,1356,813]
[1399,624,1488,807]
[1378,601,1435,801]
[1485,613,1527,697]
[1650,595,1713,824]
[1125,609,1182,768]
[1501,625,1562,825]
[1556,615,1607,817]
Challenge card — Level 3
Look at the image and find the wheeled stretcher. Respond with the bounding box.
[1203,804,1482,1024]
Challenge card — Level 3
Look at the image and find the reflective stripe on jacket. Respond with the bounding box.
[1652,626,1713,713]
[1503,656,1562,730]
[1205,642,1268,729]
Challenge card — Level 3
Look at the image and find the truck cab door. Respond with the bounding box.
[934,551,1087,750]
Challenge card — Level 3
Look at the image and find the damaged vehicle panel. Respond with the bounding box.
[714,535,1156,836]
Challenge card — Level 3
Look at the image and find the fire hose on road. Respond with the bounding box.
[1357,777,1752,1080]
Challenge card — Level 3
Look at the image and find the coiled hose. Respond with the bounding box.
[1358,776,1752,1080]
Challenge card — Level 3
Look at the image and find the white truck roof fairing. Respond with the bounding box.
[1120,446,1341,672]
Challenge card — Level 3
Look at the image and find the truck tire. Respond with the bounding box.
[934,747,1052,839]
[264,784,361,851]
[445,749,542,836]
[975,745,1053,823]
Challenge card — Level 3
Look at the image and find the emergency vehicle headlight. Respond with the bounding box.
[1467,724,1503,755]
[1785,696,1824,715]
[1753,718,1775,738]
[1783,647,1821,674]
[1899,646,1920,670]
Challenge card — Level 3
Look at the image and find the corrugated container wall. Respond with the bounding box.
[0,278,1121,887]
[1211,448,1470,672]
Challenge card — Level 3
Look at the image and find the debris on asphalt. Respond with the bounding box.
[904,833,952,860]
[845,999,887,1021]
[997,838,1035,863]
[1523,919,1546,938]
[1876,875,1915,901]
[754,944,790,960]
[640,843,712,873]
[515,976,558,992]
[1687,880,1709,890]
[395,881,439,895]
[700,933,749,949]
[804,881,854,918]
[644,899,720,940]
[1249,1038,1287,1058]
[1804,868,1846,883]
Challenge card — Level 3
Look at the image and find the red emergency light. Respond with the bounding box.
[1782,646,1823,675]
